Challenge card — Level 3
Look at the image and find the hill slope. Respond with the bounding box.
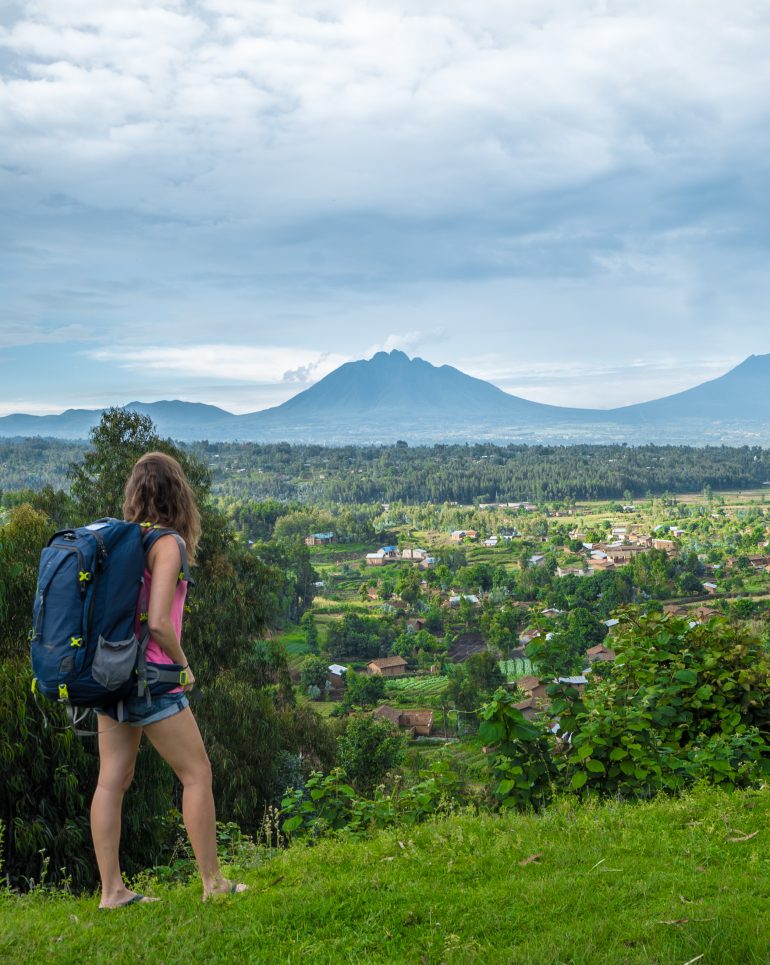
[3,787,769,963]
[613,353,770,422]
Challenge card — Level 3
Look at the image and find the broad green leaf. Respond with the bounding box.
[478,721,504,743]
[570,771,588,790]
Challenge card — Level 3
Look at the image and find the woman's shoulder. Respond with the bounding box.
[146,532,184,571]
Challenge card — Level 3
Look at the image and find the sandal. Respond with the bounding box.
[99,893,159,910]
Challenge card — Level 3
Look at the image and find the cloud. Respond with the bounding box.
[88,343,350,384]
[3,1,770,223]
[3,1,770,413]
[0,321,94,347]
[367,329,448,357]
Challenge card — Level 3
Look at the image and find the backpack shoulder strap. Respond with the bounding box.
[141,525,194,585]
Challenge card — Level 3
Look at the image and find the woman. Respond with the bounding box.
[91,451,246,908]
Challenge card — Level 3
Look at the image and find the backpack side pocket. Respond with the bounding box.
[92,635,139,691]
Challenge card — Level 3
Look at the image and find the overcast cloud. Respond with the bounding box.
[2,1,770,415]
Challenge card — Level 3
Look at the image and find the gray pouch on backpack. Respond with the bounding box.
[92,635,139,690]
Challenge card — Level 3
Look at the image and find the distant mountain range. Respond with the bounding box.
[2,350,769,445]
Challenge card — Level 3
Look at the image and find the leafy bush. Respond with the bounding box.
[557,611,770,797]
[280,758,466,838]
[0,660,173,891]
[478,688,558,811]
[342,671,386,709]
[326,613,396,660]
[336,715,405,793]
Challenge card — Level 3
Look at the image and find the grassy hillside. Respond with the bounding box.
[4,786,770,964]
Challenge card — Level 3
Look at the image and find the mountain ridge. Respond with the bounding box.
[2,350,769,445]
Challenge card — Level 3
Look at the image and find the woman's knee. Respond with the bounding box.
[97,765,135,795]
[178,753,213,789]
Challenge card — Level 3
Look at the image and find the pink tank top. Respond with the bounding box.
[135,569,188,694]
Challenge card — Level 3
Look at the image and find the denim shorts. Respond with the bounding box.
[96,691,190,727]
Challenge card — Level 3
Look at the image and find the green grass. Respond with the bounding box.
[4,787,770,962]
[273,627,309,658]
[305,699,339,717]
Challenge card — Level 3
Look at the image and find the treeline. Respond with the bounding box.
[3,438,770,504]
[163,442,770,503]
[0,438,82,492]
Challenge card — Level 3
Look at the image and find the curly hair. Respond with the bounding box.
[123,451,201,562]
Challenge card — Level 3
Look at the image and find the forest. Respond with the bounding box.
[2,436,770,503]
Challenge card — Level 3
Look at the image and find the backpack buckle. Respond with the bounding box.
[58,683,69,701]
[179,669,189,686]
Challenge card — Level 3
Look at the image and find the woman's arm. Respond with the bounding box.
[146,535,194,688]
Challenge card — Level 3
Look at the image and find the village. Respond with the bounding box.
[285,489,770,743]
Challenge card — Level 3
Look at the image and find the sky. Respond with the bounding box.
[2,0,770,417]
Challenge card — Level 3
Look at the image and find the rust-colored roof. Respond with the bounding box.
[400,711,434,727]
[373,705,402,724]
[368,656,408,670]
[517,675,544,694]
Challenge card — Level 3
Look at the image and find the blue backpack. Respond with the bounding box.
[30,518,192,731]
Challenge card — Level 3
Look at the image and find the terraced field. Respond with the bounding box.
[384,674,450,707]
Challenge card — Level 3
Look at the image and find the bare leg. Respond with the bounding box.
[92,715,146,908]
[144,707,244,897]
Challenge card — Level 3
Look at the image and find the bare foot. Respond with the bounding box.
[202,878,248,901]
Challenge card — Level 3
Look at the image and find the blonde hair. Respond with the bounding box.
[123,451,201,562]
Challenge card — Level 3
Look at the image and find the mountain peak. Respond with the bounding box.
[369,349,412,364]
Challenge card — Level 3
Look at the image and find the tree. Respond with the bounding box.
[273,510,335,543]
[0,503,53,661]
[455,563,494,593]
[423,605,444,634]
[457,594,475,628]
[396,567,422,606]
[300,611,319,652]
[336,716,405,793]
[344,671,386,708]
[326,613,394,660]
[448,650,505,717]
[69,408,209,522]
[483,607,523,662]
[301,655,330,697]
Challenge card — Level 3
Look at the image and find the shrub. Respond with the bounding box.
[478,688,558,811]
[0,659,172,891]
[557,610,770,797]
[336,715,405,793]
[280,758,466,839]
